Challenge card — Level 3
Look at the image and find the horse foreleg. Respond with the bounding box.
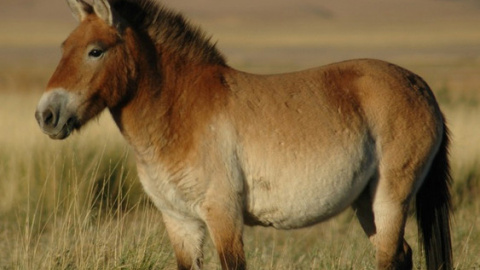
[163,214,206,270]
[201,201,246,270]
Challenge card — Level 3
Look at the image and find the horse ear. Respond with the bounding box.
[66,0,93,22]
[92,0,114,26]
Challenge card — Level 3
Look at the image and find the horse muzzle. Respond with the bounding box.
[35,89,80,140]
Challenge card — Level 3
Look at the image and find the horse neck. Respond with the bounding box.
[110,49,228,161]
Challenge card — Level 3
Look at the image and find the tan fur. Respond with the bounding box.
[35,1,452,269]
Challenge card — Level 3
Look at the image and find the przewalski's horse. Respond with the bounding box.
[35,0,453,269]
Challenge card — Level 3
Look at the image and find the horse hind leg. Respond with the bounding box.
[352,177,413,270]
[371,194,413,270]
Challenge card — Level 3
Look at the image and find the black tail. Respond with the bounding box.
[416,122,453,270]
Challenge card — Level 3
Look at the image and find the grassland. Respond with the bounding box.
[1,0,480,269]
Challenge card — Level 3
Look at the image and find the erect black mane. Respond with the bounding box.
[112,0,226,66]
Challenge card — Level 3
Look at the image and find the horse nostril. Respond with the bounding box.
[39,107,58,129]
[44,109,53,125]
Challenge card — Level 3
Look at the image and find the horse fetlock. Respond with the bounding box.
[376,241,413,270]
[218,248,246,270]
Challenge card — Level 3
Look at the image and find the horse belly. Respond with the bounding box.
[244,144,376,229]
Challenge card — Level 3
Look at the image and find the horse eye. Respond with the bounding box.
[88,49,104,58]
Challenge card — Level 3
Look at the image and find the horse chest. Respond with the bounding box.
[135,158,204,218]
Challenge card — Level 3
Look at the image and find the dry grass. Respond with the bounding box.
[1,90,478,269]
[1,0,480,269]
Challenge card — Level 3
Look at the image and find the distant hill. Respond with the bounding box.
[0,0,479,73]
[1,0,479,25]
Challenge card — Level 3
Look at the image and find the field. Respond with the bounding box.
[1,0,480,269]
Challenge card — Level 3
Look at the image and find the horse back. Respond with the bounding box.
[223,58,443,153]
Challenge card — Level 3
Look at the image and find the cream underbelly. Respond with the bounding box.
[243,148,377,229]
